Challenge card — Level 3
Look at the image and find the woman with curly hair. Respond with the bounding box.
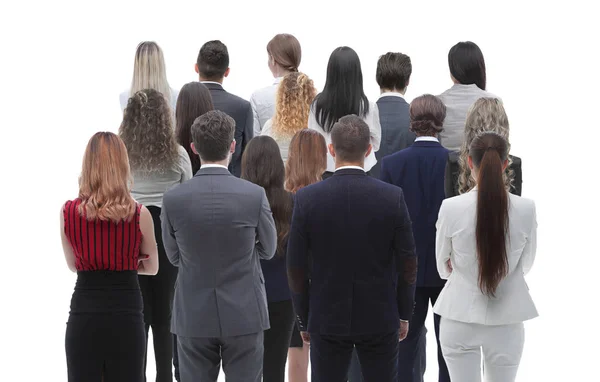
[261,72,316,163]
[119,88,192,382]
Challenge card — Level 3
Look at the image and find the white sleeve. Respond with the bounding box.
[435,201,453,279]
[369,102,382,152]
[521,202,538,275]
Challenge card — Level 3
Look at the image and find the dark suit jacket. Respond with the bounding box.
[204,83,253,177]
[444,151,522,197]
[287,168,417,336]
[381,140,449,287]
[370,95,416,179]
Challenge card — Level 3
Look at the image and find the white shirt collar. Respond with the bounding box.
[335,165,365,172]
[200,164,229,170]
[378,91,405,100]
[415,136,439,142]
[273,77,283,85]
[201,81,223,86]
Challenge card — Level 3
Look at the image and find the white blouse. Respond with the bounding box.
[250,77,282,137]
[261,119,295,164]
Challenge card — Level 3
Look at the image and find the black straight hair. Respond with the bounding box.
[448,41,487,91]
[314,46,369,133]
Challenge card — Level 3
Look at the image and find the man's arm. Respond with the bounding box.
[243,103,254,153]
[255,189,277,260]
[380,157,392,184]
[286,194,310,332]
[393,190,417,321]
[160,201,180,266]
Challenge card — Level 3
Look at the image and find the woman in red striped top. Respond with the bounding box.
[60,132,158,382]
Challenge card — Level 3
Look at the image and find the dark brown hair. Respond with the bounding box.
[197,40,229,80]
[267,34,301,72]
[376,52,412,91]
[409,94,446,137]
[330,115,370,163]
[285,130,327,193]
[449,41,487,90]
[241,136,293,256]
[176,82,214,173]
[191,110,235,162]
[470,132,510,297]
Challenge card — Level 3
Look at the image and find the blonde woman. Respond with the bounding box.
[120,89,192,382]
[261,72,317,163]
[445,97,522,197]
[120,41,178,111]
[61,132,158,381]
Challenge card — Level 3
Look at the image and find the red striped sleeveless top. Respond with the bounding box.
[63,198,142,271]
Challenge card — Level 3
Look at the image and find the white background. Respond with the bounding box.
[1,0,598,381]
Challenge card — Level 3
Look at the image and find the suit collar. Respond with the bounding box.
[202,82,225,91]
[412,140,442,148]
[333,168,366,176]
[194,166,231,177]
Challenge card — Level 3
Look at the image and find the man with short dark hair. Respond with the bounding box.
[161,110,277,382]
[370,52,415,179]
[287,115,417,382]
[195,40,253,177]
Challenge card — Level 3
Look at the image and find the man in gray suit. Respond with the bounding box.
[161,110,277,382]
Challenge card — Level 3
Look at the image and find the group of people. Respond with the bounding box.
[60,34,538,382]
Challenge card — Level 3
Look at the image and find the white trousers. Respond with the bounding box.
[439,318,525,382]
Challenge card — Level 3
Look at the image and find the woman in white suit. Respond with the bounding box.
[434,132,538,382]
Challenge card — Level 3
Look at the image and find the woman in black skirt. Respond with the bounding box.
[60,132,159,381]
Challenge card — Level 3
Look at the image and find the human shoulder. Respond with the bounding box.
[223,89,251,109]
[261,119,273,136]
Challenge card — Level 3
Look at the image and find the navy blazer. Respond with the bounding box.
[287,168,417,336]
[370,95,416,179]
[204,83,253,177]
[380,140,449,287]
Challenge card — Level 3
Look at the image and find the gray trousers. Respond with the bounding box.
[177,331,264,382]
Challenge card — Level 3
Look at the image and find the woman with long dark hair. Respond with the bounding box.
[434,132,538,382]
[241,136,294,382]
[61,132,159,381]
[120,89,193,382]
[175,81,215,173]
[307,46,381,177]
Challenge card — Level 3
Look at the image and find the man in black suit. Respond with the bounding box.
[287,115,417,382]
[195,40,253,177]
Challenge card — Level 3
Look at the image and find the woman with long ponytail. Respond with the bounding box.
[433,132,538,382]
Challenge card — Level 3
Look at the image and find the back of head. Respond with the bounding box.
[285,129,327,193]
[448,41,487,90]
[273,72,317,136]
[120,88,177,173]
[330,115,371,164]
[409,94,446,137]
[175,82,215,172]
[79,132,136,222]
[191,110,235,163]
[315,46,369,132]
[130,41,171,99]
[376,52,412,92]
[267,34,302,72]
[470,132,510,297]
[197,40,229,80]
[459,97,510,194]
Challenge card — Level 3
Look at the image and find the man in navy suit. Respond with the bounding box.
[287,115,417,382]
[196,40,253,177]
[380,95,451,382]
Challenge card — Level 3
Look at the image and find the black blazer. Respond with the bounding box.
[204,83,253,177]
[287,168,417,336]
[445,151,522,197]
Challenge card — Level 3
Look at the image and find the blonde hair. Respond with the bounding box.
[272,72,316,138]
[129,41,171,102]
[458,98,513,194]
[78,132,137,222]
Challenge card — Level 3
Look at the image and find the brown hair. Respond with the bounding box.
[330,115,371,163]
[191,110,235,162]
[470,132,510,297]
[272,72,316,138]
[242,136,293,256]
[409,94,447,136]
[267,34,301,72]
[285,130,327,193]
[376,52,412,91]
[78,132,137,222]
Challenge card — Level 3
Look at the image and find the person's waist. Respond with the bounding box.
[75,270,140,290]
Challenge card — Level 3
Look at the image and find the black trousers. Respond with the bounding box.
[310,330,399,382]
[139,206,178,382]
[263,299,295,382]
[398,286,450,382]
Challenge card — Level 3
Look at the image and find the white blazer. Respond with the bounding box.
[307,101,381,172]
[433,190,538,325]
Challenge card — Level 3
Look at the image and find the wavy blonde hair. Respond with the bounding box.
[272,72,316,138]
[119,89,178,173]
[129,41,172,101]
[458,98,513,194]
[78,132,137,222]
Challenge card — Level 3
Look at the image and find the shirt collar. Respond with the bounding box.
[200,164,229,170]
[415,136,439,143]
[378,91,405,100]
[201,81,223,86]
[335,165,365,172]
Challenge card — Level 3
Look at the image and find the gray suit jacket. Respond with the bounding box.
[161,166,277,338]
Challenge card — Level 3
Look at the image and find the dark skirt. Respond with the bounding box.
[66,271,145,382]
